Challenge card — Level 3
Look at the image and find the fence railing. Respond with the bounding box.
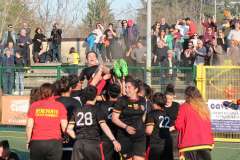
[196,65,240,142]
[0,65,196,98]
[196,65,240,100]
[1,65,240,142]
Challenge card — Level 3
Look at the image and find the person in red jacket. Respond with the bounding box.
[173,86,214,160]
[185,17,197,37]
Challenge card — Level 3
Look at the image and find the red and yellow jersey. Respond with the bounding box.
[27,97,67,140]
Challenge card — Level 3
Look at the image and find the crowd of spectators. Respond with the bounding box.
[1,15,240,95]
[85,16,240,68]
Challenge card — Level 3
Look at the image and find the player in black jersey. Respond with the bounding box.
[112,79,146,160]
[67,86,121,160]
[54,76,82,160]
[145,92,174,160]
[164,84,180,160]
[68,74,86,105]
[79,51,111,95]
[99,83,121,160]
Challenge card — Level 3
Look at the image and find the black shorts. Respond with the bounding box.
[146,139,173,160]
[30,139,62,160]
[118,136,146,159]
[102,139,116,160]
[71,139,104,160]
[183,149,212,160]
[171,132,179,159]
[62,135,75,160]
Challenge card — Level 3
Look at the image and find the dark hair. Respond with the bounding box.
[121,20,127,26]
[40,83,53,99]
[185,86,203,102]
[165,83,175,95]
[84,85,97,101]
[53,80,61,96]
[108,83,121,98]
[185,17,190,21]
[68,74,79,89]
[8,24,13,28]
[96,23,101,28]
[86,51,98,59]
[0,140,9,149]
[35,27,42,34]
[139,83,152,99]
[125,78,140,92]
[109,23,113,26]
[57,76,71,93]
[151,92,166,108]
[30,88,41,104]
[217,38,224,46]
[69,47,76,54]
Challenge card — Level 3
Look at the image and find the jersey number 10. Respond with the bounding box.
[77,112,93,126]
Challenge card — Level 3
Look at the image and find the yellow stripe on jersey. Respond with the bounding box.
[69,121,75,124]
[179,144,214,153]
[145,123,154,126]
[113,109,121,113]
[99,120,106,124]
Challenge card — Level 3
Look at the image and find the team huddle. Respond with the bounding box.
[26,51,214,160]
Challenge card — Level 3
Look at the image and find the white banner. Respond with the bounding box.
[208,99,240,132]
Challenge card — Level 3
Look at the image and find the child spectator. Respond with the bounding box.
[14,50,25,95]
[66,47,80,74]
[1,49,15,95]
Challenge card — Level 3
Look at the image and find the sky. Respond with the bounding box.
[39,0,143,24]
[110,0,143,20]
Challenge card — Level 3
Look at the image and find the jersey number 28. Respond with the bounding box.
[77,112,93,126]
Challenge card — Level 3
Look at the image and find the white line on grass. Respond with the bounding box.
[0,136,25,139]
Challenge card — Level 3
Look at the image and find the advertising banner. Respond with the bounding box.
[0,96,29,125]
[208,99,240,132]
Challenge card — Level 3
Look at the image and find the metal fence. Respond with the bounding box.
[0,65,240,142]
[0,65,195,98]
[196,65,240,142]
[196,66,240,100]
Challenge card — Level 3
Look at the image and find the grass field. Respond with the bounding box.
[0,126,240,160]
